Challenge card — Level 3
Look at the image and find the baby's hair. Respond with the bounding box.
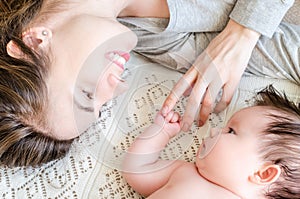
[0,0,73,167]
[255,85,300,199]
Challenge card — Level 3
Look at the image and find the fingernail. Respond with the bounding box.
[198,120,204,127]
[181,122,190,132]
[162,106,169,116]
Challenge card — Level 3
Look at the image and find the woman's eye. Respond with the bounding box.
[82,90,93,100]
[227,128,236,135]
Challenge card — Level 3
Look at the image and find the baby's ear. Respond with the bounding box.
[7,27,52,58]
[249,163,281,185]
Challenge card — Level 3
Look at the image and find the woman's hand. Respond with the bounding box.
[161,19,261,131]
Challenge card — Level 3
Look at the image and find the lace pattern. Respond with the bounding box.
[1,58,298,198]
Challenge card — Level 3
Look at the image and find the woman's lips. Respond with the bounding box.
[117,51,130,62]
[105,51,130,70]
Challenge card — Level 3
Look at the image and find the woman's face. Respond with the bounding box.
[46,14,137,139]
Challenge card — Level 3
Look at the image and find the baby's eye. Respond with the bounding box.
[227,128,236,135]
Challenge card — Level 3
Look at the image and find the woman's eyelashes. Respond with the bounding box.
[82,90,94,100]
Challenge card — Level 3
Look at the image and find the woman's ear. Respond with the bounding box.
[249,163,281,185]
[6,40,23,59]
[6,27,52,58]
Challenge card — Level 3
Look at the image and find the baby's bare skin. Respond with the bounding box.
[124,108,279,198]
[147,162,240,199]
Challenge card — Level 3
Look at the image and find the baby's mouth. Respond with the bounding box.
[198,128,221,159]
[198,138,206,158]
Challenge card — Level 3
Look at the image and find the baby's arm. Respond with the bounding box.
[122,111,184,196]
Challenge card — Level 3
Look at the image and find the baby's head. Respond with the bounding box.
[196,85,300,198]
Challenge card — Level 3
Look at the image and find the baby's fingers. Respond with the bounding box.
[170,112,180,123]
[164,111,180,123]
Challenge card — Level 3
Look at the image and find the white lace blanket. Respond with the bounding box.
[1,53,300,199]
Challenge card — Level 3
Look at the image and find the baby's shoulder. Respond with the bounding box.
[169,162,206,188]
[170,163,240,199]
[171,162,200,180]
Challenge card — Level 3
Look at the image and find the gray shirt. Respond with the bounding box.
[119,0,299,83]
[230,0,295,37]
[166,0,295,37]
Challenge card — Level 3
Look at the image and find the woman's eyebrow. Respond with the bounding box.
[73,98,94,113]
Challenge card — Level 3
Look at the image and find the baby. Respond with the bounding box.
[122,85,300,199]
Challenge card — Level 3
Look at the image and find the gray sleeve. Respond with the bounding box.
[245,22,300,84]
[229,0,295,37]
[165,0,235,32]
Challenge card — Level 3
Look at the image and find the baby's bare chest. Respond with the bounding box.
[147,163,209,198]
[147,163,239,199]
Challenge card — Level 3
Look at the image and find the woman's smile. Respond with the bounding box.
[105,51,131,70]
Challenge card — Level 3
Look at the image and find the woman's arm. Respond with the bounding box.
[161,0,295,129]
[230,0,295,38]
[162,19,261,130]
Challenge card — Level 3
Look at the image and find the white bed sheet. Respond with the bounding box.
[1,49,300,199]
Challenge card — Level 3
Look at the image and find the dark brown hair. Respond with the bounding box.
[0,0,73,167]
[255,85,300,199]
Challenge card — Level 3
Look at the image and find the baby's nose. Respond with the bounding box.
[209,128,220,138]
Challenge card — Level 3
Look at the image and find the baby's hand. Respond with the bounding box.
[154,111,181,138]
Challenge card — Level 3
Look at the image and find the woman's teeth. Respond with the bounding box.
[108,53,126,66]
